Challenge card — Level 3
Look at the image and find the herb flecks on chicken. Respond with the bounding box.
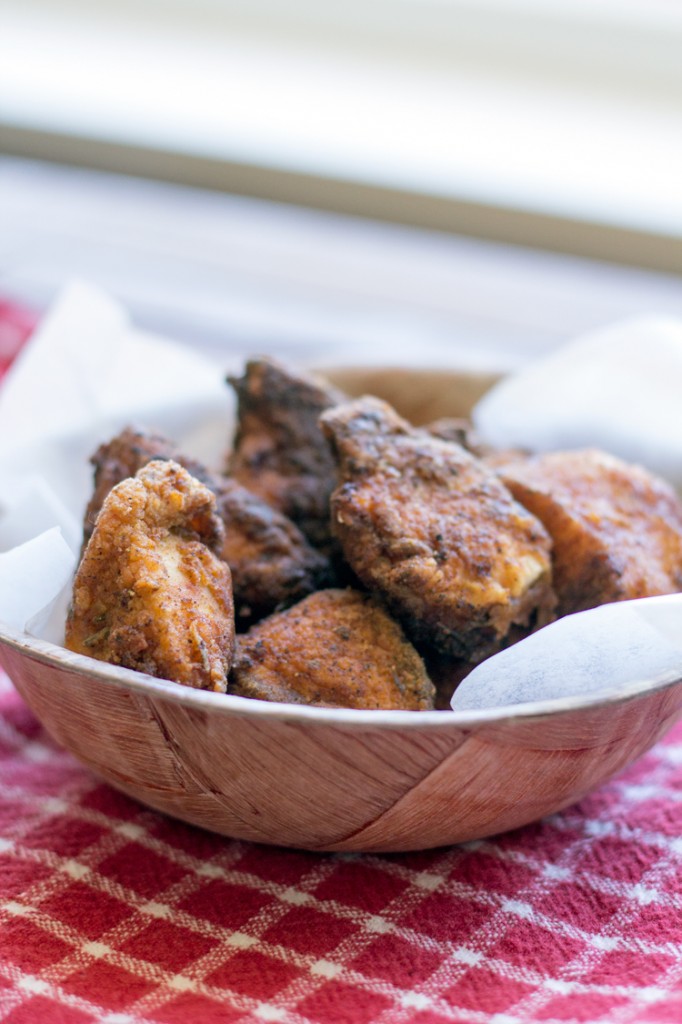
[230,588,435,710]
[85,427,331,626]
[67,460,235,691]
[321,396,555,662]
[498,449,682,616]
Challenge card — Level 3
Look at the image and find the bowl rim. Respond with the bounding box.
[2,619,681,731]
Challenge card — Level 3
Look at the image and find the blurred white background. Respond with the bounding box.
[0,0,680,364]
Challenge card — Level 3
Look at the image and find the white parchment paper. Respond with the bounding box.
[450,595,682,712]
[473,316,682,490]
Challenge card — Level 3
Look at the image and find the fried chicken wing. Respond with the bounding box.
[320,397,555,661]
[67,460,235,691]
[498,449,682,616]
[226,358,345,553]
[85,428,331,626]
[230,589,435,710]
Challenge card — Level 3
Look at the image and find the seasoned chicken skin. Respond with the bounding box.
[321,397,555,661]
[83,428,214,549]
[219,484,331,624]
[85,428,330,626]
[67,460,235,691]
[230,589,435,710]
[498,449,682,616]
[227,358,345,553]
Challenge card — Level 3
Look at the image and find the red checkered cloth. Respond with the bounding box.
[1,300,682,1024]
[0,301,38,375]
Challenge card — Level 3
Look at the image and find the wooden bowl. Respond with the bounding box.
[1,366,682,852]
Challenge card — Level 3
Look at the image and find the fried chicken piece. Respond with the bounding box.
[498,449,682,616]
[66,460,234,691]
[321,397,555,661]
[219,483,331,624]
[226,358,346,553]
[230,589,435,710]
[83,428,213,548]
[85,428,331,626]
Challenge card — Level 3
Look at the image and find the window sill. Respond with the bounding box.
[1,4,681,272]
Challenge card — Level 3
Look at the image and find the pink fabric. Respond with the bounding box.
[1,299,682,1023]
[0,300,37,377]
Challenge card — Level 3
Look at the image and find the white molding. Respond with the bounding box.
[3,156,682,369]
[1,2,681,270]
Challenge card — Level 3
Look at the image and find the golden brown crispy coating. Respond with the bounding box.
[230,589,435,710]
[320,397,555,661]
[67,460,235,691]
[226,358,345,553]
[85,428,331,626]
[83,428,213,548]
[498,449,682,616]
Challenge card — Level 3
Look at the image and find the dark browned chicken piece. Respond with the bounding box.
[230,589,435,710]
[85,428,331,626]
[226,357,346,553]
[66,461,235,691]
[321,397,555,662]
[498,449,682,616]
[422,651,475,710]
[219,484,331,624]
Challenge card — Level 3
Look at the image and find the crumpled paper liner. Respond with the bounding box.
[473,316,682,490]
[450,594,682,711]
